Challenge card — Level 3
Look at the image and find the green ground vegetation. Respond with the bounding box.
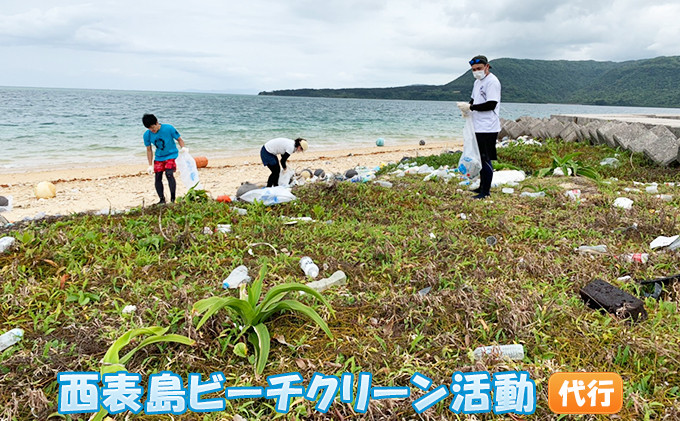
[0,140,679,420]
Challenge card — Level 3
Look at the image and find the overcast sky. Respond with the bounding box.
[1,0,679,94]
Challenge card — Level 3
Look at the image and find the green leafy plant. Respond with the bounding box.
[193,265,334,374]
[179,184,210,203]
[536,151,601,181]
[92,326,194,421]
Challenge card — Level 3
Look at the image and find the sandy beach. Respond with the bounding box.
[0,141,461,222]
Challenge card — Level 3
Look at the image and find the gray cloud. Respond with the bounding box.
[1,0,679,93]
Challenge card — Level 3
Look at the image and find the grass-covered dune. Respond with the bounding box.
[1,140,679,420]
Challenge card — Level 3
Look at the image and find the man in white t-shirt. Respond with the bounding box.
[458,55,501,199]
[260,137,308,187]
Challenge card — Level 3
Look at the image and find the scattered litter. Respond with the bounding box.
[645,185,659,194]
[575,245,608,254]
[650,235,680,250]
[619,253,649,264]
[305,271,347,293]
[664,182,676,187]
[501,187,514,194]
[374,180,393,188]
[491,170,526,187]
[0,237,16,254]
[122,305,137,314]
[600,157,620,167]
[497,136,542,148]
[202,226,213,235]
[0,328,24,351]
[613,197,633,210]
[639,273,680,286]
[236,182,260,198]
[655,194,673,202]
[520,191,545,198]
[617,276,632,282]
[459,213,467,220]
[473,344,524,361]
[623,188,641,193]
[222,265,251,289]
[239,186,296,206]
[486,236,497,246]
[233,207,248,216]
[564,189,581,201]
[553,167,573,177]
[580,279,647,322]
[300,256,320,279]
[418,286,432,296]
[643,282,664,300]
[429,233,436,239]
[216,195,232,203]
[216,224,232,233]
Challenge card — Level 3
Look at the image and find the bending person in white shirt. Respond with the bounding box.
[260,137,308,187]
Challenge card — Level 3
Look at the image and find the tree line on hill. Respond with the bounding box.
[259,56,680,108]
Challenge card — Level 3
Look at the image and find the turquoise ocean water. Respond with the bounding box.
[1,86,678,173]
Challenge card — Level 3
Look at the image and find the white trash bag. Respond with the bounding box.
[239,186,297,206]
[457,116,481,179]
[175,149,203,190]
[278,169,295,187]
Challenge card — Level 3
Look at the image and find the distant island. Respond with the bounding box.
[259,56,680,108]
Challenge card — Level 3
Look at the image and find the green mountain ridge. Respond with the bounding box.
[259,56,680,108]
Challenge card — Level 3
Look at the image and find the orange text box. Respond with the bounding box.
[548,372,622,414]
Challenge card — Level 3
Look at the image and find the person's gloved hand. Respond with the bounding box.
[180,147,189,154]
[146,165,154,175]
[457,102,471,118]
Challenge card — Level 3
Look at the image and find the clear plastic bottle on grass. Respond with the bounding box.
[300,257,319,279]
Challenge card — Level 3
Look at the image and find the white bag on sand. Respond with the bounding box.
[239,186,296,206]
[457,116,481,178]
[175,149,203,190]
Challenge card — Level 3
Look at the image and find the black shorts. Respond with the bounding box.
[475,132,498,161]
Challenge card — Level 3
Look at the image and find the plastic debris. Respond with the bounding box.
[565,189,581,201]
[300,257,319,279]
[650,235,680,250]
[122,305,137,314]
[643,282,664,300]
[655,194,673,202]
[613,197,633,210]
[233,207,248,216]
[520,191,546,198]
[486,236,497,246]
[374,180,393,188]
[575,245,608,254]
[305,271,347,292]
[0,328,24,352]
[459,213,467,220]
[646,185,659,194]
[0,237,16,254]
[239,186,296,206]
[553,167,573,177]
[501,187,514,194]
[216,224,232,233]
[600,157,620,167]
[473,344,524,361]
[418,286,432,296]
[34,181,57,199]
[222,265,251,289]
[619,253,649,263]
[202,226,213,235]
[491,170,526,187]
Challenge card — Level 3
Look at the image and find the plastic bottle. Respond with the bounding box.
[222,265,251,289]
[0,328,24,352]
[619,253,649,263]
[0,237,15,253]
[299,257,319,279]
[575,245,608,254]
[473,344,524,361]
[305,271,347,292]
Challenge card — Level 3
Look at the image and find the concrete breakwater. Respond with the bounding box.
[499,114,680,166]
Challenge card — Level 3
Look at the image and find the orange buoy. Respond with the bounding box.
[216,195,232,203]
[194,156,208,168]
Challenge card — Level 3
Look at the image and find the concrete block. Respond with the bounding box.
[596,122,623,148]
[543,118,565,140]
[559,122,580,143]
[644,126,680,166]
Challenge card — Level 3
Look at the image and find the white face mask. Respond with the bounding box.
[472,70,486,80]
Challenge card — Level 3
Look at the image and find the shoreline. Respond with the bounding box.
[1,141,461,222]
